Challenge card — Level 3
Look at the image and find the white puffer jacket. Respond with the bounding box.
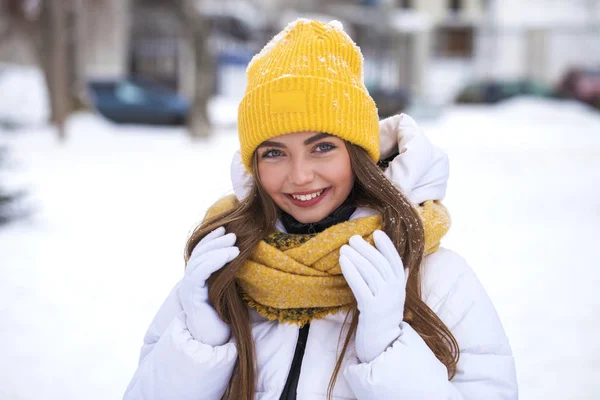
[124,115,518,399]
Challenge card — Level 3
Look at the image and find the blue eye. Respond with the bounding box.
[315,142,336,152]
[261,149,284,158]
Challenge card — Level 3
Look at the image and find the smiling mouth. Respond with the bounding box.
[288,189,326,202]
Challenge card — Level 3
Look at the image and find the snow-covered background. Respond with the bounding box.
[1,76,600,399]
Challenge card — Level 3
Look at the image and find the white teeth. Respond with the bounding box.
[291,190,324,201]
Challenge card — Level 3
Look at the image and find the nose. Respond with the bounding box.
[288,157,314,186]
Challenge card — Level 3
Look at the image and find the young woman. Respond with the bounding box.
[124,19,518,400]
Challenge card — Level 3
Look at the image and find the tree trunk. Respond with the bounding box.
[169,0,215,138]
[47,0,70,140]
[68,0,88,110]
[188,14,214,138]
[24,4,55,128]
[4,0,79,138]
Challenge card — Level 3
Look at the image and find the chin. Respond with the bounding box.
[287,208,330,224]
[290,214,319,224]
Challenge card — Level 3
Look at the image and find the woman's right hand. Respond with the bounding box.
[178,226,239,346]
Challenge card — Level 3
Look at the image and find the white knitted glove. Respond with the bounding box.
[339,230,408,363]
[179,227,239,346]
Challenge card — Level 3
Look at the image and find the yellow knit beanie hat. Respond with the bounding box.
[237,19,380,171]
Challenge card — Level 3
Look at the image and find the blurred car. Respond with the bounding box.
[369,87,412,118]
[87,78,190,125]
[557,67,600,108]
[455,79,556,104]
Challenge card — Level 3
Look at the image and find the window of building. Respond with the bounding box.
[435,26,474,58]
[400,0,412,9]
[449,0,462,11]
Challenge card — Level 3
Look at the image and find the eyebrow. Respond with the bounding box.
[258,132,332,148]
[304,132,332,145]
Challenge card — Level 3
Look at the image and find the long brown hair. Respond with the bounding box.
[184,143,459,399]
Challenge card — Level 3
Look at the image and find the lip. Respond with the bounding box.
[288,188,328,196]
[285,187,330,208]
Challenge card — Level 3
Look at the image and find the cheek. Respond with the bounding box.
[257,163,284,196]
[323,156,354,196]
[336,155,354,188]
[338,166,354,194]
[341,159,353,181]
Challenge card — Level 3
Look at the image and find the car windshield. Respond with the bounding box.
[130,78,173,95]
[116,82,147,104]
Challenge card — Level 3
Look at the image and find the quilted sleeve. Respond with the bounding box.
[123,282,238,400]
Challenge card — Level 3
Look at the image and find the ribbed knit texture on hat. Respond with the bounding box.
[238,19,380,171]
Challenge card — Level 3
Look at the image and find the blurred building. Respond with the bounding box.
[405,0,484,59]
[82,0,131,78]
[0,0,130,79]
[476,0,600,84]
[391,0,485,102]
[129,2,187,92]
[2,0,599,107]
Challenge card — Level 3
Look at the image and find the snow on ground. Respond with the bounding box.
[0,64,49,128]
[421,98,600,400]
[1,98,599,399]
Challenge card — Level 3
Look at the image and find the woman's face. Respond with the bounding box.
[256,131,354,224]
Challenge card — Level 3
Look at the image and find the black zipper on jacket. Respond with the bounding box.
[278,324,310,400]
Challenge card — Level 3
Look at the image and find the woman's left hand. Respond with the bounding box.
[340,230,408,363]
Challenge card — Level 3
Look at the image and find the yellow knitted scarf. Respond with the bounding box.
[204,196,450,325]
